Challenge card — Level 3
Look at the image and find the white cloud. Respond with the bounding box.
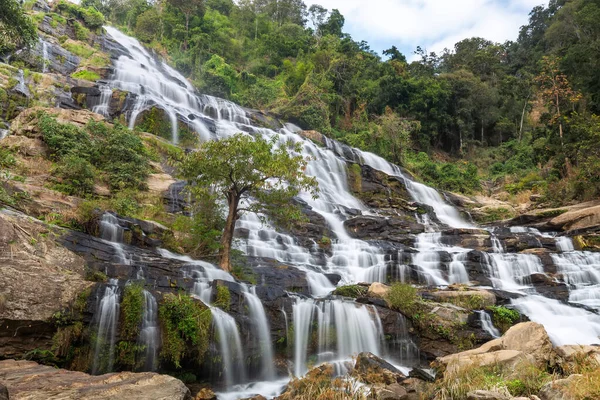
[305,0,549,59]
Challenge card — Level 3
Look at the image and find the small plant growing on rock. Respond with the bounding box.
[385,282,418,315]
[487,305,520,332]
[333,285,367,298]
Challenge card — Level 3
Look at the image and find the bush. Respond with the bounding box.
[53,155,96,196]
[159,293,212,369]
[120,284,145,341]
[385,283,418,315]
[487,305,520,333]
[0,148,16,169]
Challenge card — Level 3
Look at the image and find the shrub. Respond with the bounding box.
[159,293,212,369]
[0,148,16,169]
[120,284,145,341]
[53,155,96,196]
[109,189,141,217]
[487,305,520,333]
[385,283,418,315]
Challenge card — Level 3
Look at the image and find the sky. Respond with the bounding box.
[305,0,549,60]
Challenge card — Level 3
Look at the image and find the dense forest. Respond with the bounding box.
[69,0,599,204]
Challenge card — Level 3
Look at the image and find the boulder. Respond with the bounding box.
[548,204,600,232]
[368,282,390,298]
[466,390,510,400]
[538,374,582,400]
[0,211,91,359]
[376,383,408,400]
[355,352,406,385]
[436,322,555,374]
[194,388,217,400]
[299,130,325,146]
[555,345,600,373]
[0,359,191,400]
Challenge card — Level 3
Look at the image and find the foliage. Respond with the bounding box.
[37,113,151,194]
[180,133,318,271]
[487,305,520,333]
[332,285,367,298]
[120,283,145,341]
[52,155,96,197]
[159,293,212,369]
[0,0,37,53]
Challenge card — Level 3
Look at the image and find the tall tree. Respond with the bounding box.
[180,134,318,272]
[0,0,37,53]
[536,56,581,152]
[167,0,205,49]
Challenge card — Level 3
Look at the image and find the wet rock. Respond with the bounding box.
[0,359,192,399]
[466,390,509,400]
[194,388,217,400]
[298,130,325,146]
[408,368,435,382]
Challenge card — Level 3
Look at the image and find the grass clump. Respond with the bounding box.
[385,282,419,315]
[431,360,552,400]
[277,364,368,400]
[333,284,368,298]
[120,284,145,341]
[159,293,212,369]
[213,285,231,312]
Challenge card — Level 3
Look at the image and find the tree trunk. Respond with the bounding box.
[219,192,239,272]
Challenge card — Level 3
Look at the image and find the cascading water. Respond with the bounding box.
[210,307,247,387]
[140,290,160,371]
[242,287,275,380]
[97,25,600,397]
[40,38,49,73]
[92,279,120,374]
[0,130,8,140]
[478,310,500,338]
[99,213,131,265]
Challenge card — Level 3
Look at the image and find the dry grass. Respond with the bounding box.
[278,364,369,400]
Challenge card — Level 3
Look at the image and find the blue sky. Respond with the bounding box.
[305,0,549,60]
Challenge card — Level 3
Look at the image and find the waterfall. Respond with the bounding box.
[0,130,8,140]
[92,279,120,374]
[556,236,575,252]
[40,39,49,73]
[478,310,500,338]
[95,27,600,394]
[99,213,131,265]
[243,287,275,380]
[292,298,390,377]
[210,307,247,386]
[14,70,30,98]
[139,290,159,371]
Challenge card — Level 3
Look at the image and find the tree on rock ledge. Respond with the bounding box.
[180,133,318,272]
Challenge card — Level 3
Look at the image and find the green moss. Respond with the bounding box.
[85,269,107,282]
[537,209,567,218]
[333,284,367,298]
[214,285,231,311]
[347,163,362,192]
[63,42,96,58]
[71,70,100,82]
[159,293,212,369]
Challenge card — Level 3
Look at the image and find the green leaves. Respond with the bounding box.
[0,0,37,53]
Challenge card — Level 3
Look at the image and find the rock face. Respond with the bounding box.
[0,359,192,400]
[466,390,509,400]
[538,374,582,400]
[0,210,91,358]
[436,322,555,374]
[10,107,105,138]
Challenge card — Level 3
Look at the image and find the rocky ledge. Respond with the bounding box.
[0,359,191,400]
